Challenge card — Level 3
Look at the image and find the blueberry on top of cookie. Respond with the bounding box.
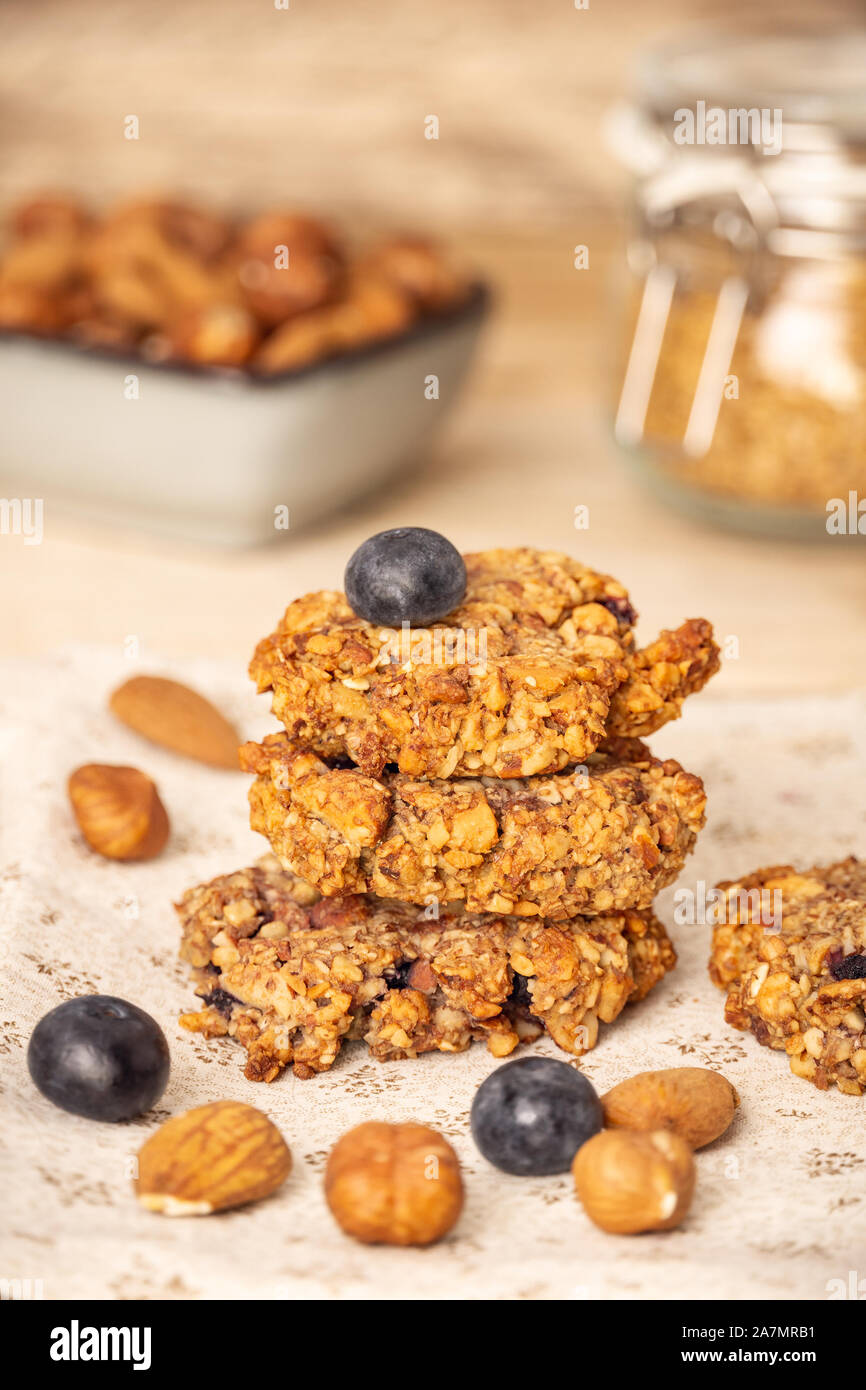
[344,527,467,626]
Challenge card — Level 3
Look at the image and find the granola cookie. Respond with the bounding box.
[710,857,866,1095]
[177,855,676,1080]
[240,732,706,918]
[249,547,719,780]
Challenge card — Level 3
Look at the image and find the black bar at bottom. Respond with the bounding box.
[4,1296,854,1375]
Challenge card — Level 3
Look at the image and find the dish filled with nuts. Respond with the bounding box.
[0,199,488,540]
[0,195,481,376]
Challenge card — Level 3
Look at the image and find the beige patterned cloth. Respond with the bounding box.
[2,648,864,1300]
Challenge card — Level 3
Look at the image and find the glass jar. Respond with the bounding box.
[612,30,866,537]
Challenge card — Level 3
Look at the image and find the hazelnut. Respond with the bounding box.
[602,1067,739,1149]
[68,763,169,861]
[168,304,259,367]
[325,1121,463,1246]
[573,1129,695,1234]
[12,195,90,240]
[360,236,469,312]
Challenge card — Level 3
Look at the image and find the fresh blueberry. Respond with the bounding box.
[27,995,170,1122]
[344,527,466,627]
[470,1056,603,1176]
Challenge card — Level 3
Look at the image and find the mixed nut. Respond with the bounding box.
[0,195,472,374]
[66,672,242,863]
[27,987,739,1244]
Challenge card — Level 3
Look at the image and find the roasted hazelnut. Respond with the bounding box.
[573,1128,695,1235]
[12,195,90,240]
[361,236,469,312]
[0,235,82,293]
[68,764,170,861]
[232,210,343,326]
[168,304,259,367]
[235,211,341,262]
[101,198,231,261]
[325,1121,463,1246]
[0,283,72,335]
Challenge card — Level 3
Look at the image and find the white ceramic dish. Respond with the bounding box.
[0,288,488,545]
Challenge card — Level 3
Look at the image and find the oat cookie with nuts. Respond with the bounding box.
[710,856,866,1095]
[176,855,676,1080]
[249,547,719,781]
[240,732,706,918]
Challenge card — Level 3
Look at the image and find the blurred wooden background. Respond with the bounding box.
[2,0,857,231]
[2,0,864,695]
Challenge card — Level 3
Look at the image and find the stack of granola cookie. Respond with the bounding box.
[178,540,719,1080]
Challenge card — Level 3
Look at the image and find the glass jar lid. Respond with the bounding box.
[638,30,866,144]
[616,29,866,241]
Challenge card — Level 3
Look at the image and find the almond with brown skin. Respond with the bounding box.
[602,1067,739,1150]
[136,1101,291,1215]
[68,764,169,861]
[109,675,240,770]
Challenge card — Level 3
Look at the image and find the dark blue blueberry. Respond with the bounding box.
[470,1056,603,1176]
[344,528,466,627]
[27,995,170,1122]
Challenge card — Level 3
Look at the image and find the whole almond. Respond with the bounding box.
[68,764,169,861]
[602,1067,739,1150]
[136,1100,291,1215]
[109,675,240,770]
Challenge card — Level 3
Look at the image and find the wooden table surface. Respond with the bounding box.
[2,227,864,697]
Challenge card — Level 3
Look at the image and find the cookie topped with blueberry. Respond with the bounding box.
[249,528,719,781]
